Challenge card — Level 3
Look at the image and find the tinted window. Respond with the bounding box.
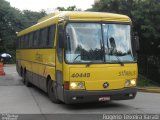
[19,37,22,49]
[33,31,39,48]
[18,25,56,49]
[18,37,22,49]
[47,25,56,48]
[24,35,29,48]
[39,28,48,47]
[29,33,33,48]
[57,23,64,63]
[21,36,25,48]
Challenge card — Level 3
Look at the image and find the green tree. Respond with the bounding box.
[20,10,46,29]
[56,5,81,11]
[0,0,46,63]
[0,0,15,53]
[90,0,160,54]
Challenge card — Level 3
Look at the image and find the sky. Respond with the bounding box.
[6,0,95,12]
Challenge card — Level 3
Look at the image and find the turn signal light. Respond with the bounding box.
[64,81,70,90]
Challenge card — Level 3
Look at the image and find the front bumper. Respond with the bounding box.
[63,87,137,104]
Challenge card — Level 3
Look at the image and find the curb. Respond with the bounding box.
[138,87,160,93]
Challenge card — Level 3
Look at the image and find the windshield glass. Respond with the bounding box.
[65,23,134,63]
[103,24,133,63]
[65,23,103,63]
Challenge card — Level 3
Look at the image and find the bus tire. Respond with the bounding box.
[21,68,25,84]
[48,80,60,103]
[24,71,31,87]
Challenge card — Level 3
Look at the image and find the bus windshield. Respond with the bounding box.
[65,23,134,63]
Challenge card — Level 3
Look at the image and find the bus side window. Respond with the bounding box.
[21,36,24,49]
[57,23,64,63]
[39,28,48,48]
[58,24,64,48]
[32,32,35,48]
[23,36,25,49]
[47,25,56,48]
[19,37,22,49]
[33,30,39,48]
[19,37,21,49]
[29,33,33,48]
[24,35,29,49]
[39,29,43,47]
[23,35,25,48]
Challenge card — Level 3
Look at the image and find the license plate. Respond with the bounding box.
[99,96,111,101]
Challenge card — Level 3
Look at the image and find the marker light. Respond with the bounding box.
[125,80,131,86]
[77,82,84,89]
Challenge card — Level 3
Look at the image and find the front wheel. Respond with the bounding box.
[47,80,60,103]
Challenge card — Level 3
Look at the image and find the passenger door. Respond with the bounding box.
[55,22,65,101]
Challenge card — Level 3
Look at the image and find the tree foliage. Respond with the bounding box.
[56,5,81,11]
[90,0,160,54]
[0,0,46,62]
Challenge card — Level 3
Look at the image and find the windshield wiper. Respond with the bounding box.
[73,54,90,62]
[86,61,98,67]
[115,56,124,66]
[73,55,81,62]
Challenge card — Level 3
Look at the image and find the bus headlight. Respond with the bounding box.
[70,82,85,90]
[131,80,136,85]
[125,79,136,87]
[70,82,77,89]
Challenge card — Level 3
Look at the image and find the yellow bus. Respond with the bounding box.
[16,11,139,104]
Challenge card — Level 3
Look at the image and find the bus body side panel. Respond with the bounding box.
[16,49,56,92]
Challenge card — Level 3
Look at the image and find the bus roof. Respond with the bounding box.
[17,11,131,36]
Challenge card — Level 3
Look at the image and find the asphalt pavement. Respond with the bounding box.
[0,65,160,120]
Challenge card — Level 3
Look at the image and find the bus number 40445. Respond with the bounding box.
[71,73,90,78]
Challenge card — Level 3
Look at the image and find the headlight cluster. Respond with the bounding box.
[69,82,85,90]
[125,79,136,87]
[64,81,85,90]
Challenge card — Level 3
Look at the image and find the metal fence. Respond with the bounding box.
[138,54,160,84]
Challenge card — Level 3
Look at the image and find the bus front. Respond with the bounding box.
[60,14,138,104]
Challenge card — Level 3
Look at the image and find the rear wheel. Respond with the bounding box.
[21,68,25,84]
[24,70,32,87]
[48,80,60,103]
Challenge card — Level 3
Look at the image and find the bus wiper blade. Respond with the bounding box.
[86,61,93,67]
[86,61,97,67]
[115,56,124,66]
[74,54,90,62]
